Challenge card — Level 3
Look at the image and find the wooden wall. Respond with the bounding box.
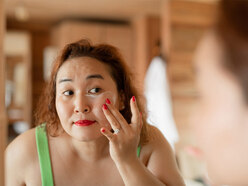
[31,31,50,124]
[169,0,216,141]
[0,0,6,184]
[161,0,217,178]
[132,16,161,90]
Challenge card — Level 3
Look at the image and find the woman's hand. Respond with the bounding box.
[101,96,142,164]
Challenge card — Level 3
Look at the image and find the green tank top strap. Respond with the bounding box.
[36,123,54,186]
[137,145,141,157]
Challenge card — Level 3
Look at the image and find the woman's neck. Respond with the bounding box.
[67,135,110,162]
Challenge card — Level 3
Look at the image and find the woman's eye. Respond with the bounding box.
[63,90,74,96]
[89,88,101,94]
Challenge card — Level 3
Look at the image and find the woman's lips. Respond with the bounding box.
[74,120,96,126]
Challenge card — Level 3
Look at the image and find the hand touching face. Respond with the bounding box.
[101,96,142,163]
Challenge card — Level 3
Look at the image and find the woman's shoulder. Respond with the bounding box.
[144,124,173,150]
[140,124,174,163]
[140,125,185,185]
[5,127,38,169]
[5,127,40,185]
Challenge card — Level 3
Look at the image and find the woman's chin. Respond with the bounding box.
[72,131,105,141]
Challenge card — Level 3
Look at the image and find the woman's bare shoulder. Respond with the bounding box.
[5,128,38,169]
[5,128,39,185]
[141,124,185,186]
[140,124,175,165]
[143,124,173,151]
[6,128,36,154]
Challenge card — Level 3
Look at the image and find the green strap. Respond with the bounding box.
[36,124,54,186]
[137,145,141,157]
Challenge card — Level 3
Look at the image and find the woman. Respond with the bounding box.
[192,0,248,185]
[5,39,185,186]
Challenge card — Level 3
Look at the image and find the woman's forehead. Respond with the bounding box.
[57,57,111,78]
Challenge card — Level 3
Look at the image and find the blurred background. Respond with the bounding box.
[0,0,219,185]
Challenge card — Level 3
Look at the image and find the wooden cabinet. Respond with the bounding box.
[103,25,133,68]
[51,22,102,47]
[51,21,133,67]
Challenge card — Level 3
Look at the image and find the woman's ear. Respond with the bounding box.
[118,91,125,111]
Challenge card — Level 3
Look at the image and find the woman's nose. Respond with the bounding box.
[74,96,91,114]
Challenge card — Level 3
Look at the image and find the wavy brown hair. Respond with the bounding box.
[35,39,149,145]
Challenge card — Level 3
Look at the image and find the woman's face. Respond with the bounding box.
[55,57,122,141]
[192,32,248,185]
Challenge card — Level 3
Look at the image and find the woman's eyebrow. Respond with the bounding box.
[58,78,72,83]
[86,74,104,80]
[58,74,104,84]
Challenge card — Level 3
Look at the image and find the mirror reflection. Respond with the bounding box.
[3,0,247,186]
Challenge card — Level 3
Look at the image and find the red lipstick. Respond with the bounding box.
[74,120,95,126]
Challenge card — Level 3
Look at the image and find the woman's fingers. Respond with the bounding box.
[100,127,114,141]
[102,104,121,132]
[130,96,140,131]
[102,97,141,134]
[105,99,130,133]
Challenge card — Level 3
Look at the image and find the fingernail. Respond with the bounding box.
[101,128,105,133]
[103,104,108,110]
[106,98,111,104]
[132,96,136,102]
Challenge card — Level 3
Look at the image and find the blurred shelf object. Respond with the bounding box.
[4,31,32,142]
[7,106,25,123]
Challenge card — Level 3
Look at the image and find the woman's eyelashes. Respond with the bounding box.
[63,90,74,96]
[89,87,102,94]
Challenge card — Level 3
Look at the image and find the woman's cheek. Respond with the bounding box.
[55,97,70,124]
[55,96,66,117]
[88,92,118,127]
